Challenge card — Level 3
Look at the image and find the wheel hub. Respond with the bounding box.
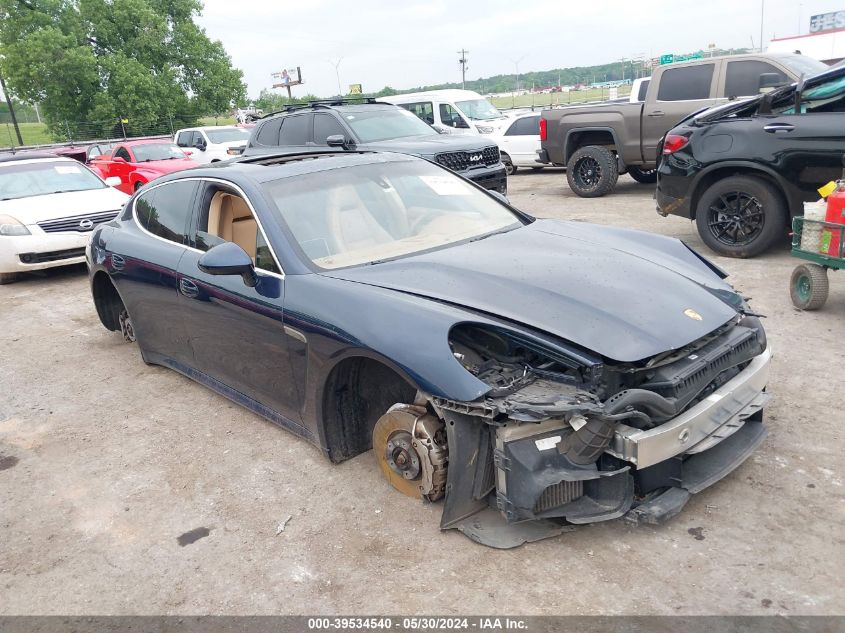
[385,431,420,480]
[372,405,448,500]
[708,192,764,246]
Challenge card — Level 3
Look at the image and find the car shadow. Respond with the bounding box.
[7,263,89,287]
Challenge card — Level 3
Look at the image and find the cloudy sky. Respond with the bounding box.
[197,0,845,99]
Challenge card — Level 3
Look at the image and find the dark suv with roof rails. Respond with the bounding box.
[242,98,507,194]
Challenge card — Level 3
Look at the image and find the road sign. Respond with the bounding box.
[660,52,703,65]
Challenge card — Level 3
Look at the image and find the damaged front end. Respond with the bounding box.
[421,317,771,548]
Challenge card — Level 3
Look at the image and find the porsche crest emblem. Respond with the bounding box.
[684,308,703,321]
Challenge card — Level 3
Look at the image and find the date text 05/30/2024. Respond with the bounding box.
[307,618,528,630]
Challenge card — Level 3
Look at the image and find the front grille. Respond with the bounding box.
[37,210,120,234]
[434,146,499,172]
[19,247,86,264]
[534,480,584,513]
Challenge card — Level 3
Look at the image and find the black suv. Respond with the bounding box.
[656,64,845,258]
[243,99,507,194]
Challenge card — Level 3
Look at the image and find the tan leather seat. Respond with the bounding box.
[326,185,393,253]
[207,192,257,259]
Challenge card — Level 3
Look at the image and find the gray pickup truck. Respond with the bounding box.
[538,53,827,197]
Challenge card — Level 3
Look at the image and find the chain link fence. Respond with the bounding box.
[0,113,236,151]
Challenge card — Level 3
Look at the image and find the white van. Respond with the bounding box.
[381,89,509,135]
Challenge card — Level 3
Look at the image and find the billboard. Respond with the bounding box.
[272,67,303,89]
[348,83,363,95]
[810,11,845,33]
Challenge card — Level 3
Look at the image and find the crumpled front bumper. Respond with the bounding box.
[441,347,773,548]
[607,346,772,469]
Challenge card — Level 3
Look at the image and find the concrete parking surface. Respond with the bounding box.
[1,171,843,615]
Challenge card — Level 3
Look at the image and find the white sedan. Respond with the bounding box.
[0,154,129,284]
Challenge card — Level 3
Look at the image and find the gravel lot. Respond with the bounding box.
[1,171,843,615]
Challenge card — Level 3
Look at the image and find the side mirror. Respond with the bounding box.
[488,190,510,205]
[194,138,207,151]
[104,176,122,187]
[197,241,257,287]
[758,73,786,94]
[326,134,351,149]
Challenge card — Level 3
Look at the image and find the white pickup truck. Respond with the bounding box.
[173,126,252,164]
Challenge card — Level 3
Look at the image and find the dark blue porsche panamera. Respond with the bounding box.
[87,150,772,548]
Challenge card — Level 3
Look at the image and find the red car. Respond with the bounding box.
[89,139,197,194]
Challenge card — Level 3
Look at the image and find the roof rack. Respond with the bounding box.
[258,97,386,119]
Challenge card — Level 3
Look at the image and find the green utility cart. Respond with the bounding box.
[789,216,844,310]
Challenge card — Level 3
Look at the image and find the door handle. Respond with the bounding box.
[179,278,199,298]
[763,123,795,133]
[647,110,665,117]
[111,254,125,271]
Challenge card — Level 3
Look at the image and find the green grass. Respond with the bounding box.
[1,117,241,149]
[199,116,237,126]
[490,87,632,109]
[1,121,54,147]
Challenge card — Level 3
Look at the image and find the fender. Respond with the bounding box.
[563,126,622,164]
[689,160,800,218]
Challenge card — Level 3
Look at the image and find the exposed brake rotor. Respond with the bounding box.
[372,404,448,501]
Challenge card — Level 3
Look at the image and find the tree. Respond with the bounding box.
[0,0,246,139]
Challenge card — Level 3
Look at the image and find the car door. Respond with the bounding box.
[503,115,541,166]
[108,145,135,193]
[176,179,303,424]
[764,78,845,203]
[109,179,199,367]
[641,62,720,163]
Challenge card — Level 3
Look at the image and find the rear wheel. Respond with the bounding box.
[566,146,618,198]
[695,175,787,258]
[0,272,18,285]
[628,166,658,184]
[790,264,829,310]
[501,153,517,176]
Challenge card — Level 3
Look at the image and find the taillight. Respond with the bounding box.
[539,117,547,141]
[662,134,689,155]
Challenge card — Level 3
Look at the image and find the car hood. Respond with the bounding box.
[0,187,129,224]
[321,219,739,363]
[361,134,494,155]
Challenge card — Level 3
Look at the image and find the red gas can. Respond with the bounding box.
[822,183,845,257]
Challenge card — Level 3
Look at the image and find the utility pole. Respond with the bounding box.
[760,0,765,53]
[457,49,468,89]
[0,71,23,147]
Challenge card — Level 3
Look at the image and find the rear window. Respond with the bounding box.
[657,64,714,101]
[135,181,198,244]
